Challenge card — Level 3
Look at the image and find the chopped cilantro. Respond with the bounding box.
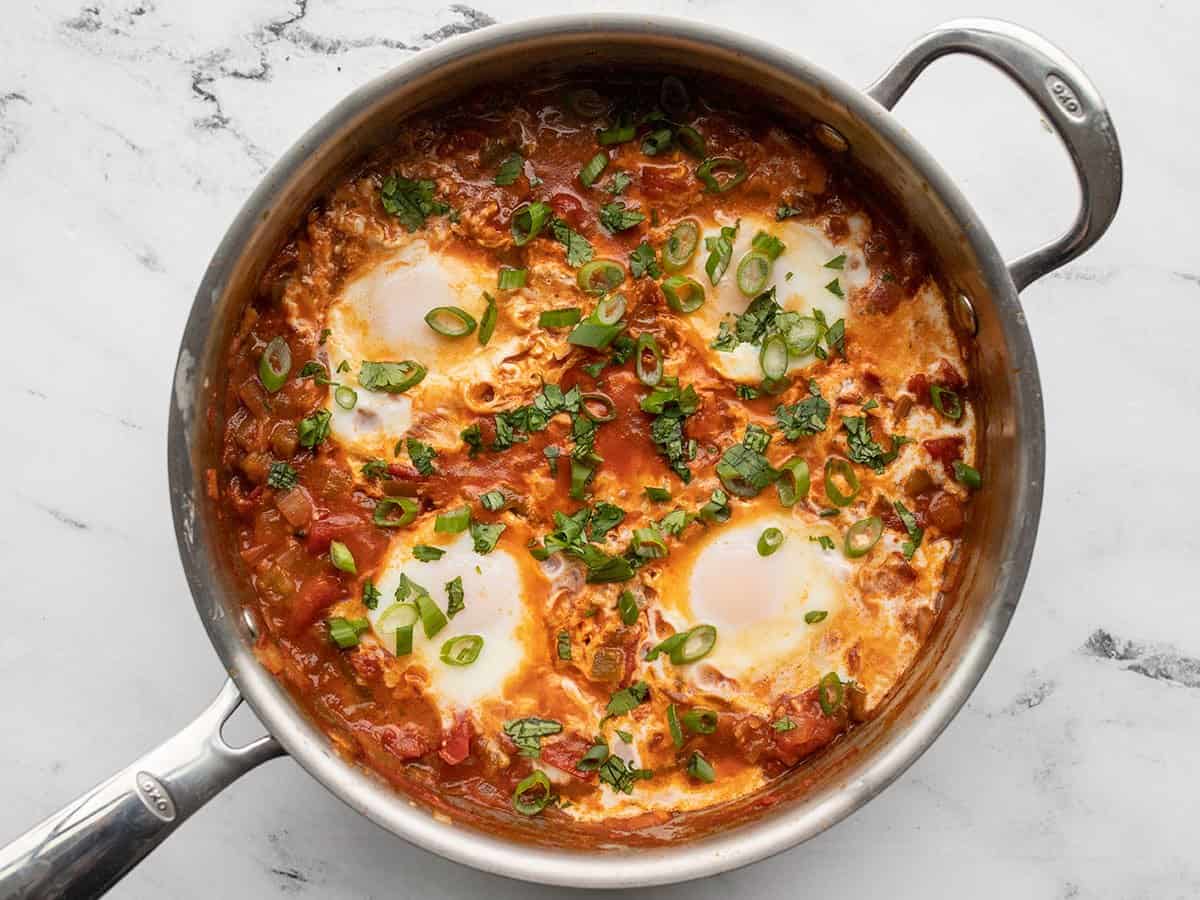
[405,438,437,475]
[550,218,594,267]
[362,579,381,610]
[267,461,298,491]
[599,201,646,232]
[494,152,523,186]
[776,381,830,438]
[380,174,449,232]
[445,576,465,616]
[630,241,661,278]
[469,521,505,554]
[640,378,700,483]
[503,717,562,758]
[894,500,924,560]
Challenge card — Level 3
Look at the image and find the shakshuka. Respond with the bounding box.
[216,73,981,832]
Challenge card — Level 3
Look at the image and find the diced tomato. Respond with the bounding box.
[536,734,597,781]
[378,722,434,761]
[438,714,475,766]
[286,574,343,635]
[768,686,848,768]
[549,192,584,229]
[922,436,966,478]
[385,463,424,482]
[923,436,965,461]
[926,490,965,536]
[305,513,389,569]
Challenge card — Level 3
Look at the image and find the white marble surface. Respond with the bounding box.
[1,0,1197,897]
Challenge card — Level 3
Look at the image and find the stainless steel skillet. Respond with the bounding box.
[0,15,1121,897]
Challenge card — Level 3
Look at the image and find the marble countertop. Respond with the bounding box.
[2,0,1196,897]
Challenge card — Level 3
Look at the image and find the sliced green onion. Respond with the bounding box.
[539,308,582,329]
[557,630,572,660]
[498,267,527,291]
[478,291,498,346]
[569,458,594,501]
[930,384,964,420]
[805,610,828,624]
[577,259,626,295]
[334,385,357,410]
[326,616,369,649]
[435,506,471,534]
[412,545,445,561]
[424,306,477,338]
[598,121,636,146]
[667,703,684,748]
[394,624,415,656]
[757,527,785,557]
[377,602,419,655]
[663,219,700,272]
[760,333,789,380]
[687,750,715,783]
[953,460,982,489]
[511,201,552,246]
[579,151,610,187]
[736,251,772,296]
[751,231,786,260]
[776,457,810,507]
[329,541,356,574]
[635,333,663,386]
[440,634,484,666]
[580,391,617,422]
[595,293,626,325]
[818,672,844,716]
[479,490,506,511]
[258,337,291,393]
[617,590,639,625]
[374,496,417,528]
[662,275,706,314]
[696,156,747,193]
[641,127,673,156]
[674,624,717,664]
[632,527,668,559]
[824,457,860,507]
[675,125,706,159]
[512,770,553,816]
[644,485,671,502]
[566,88,607,119]
[844,516,883,558]
[567,320,623,349]
[783,316,822,356]
[681,708,718,734]
[415,590,448,639]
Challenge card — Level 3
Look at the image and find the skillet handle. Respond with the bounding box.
[866,18,1123,291]
[0,680,282,900]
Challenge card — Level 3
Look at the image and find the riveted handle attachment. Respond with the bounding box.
[0,680,282,899]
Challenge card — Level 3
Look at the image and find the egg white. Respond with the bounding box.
[320,238,523,460]
[680,212,868,382]
[367,531,529,718]
[656,512,852,704]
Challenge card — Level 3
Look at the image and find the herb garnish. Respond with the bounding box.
[380,174,449,232]
[775,380,830,439]
[640,378,700,482]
